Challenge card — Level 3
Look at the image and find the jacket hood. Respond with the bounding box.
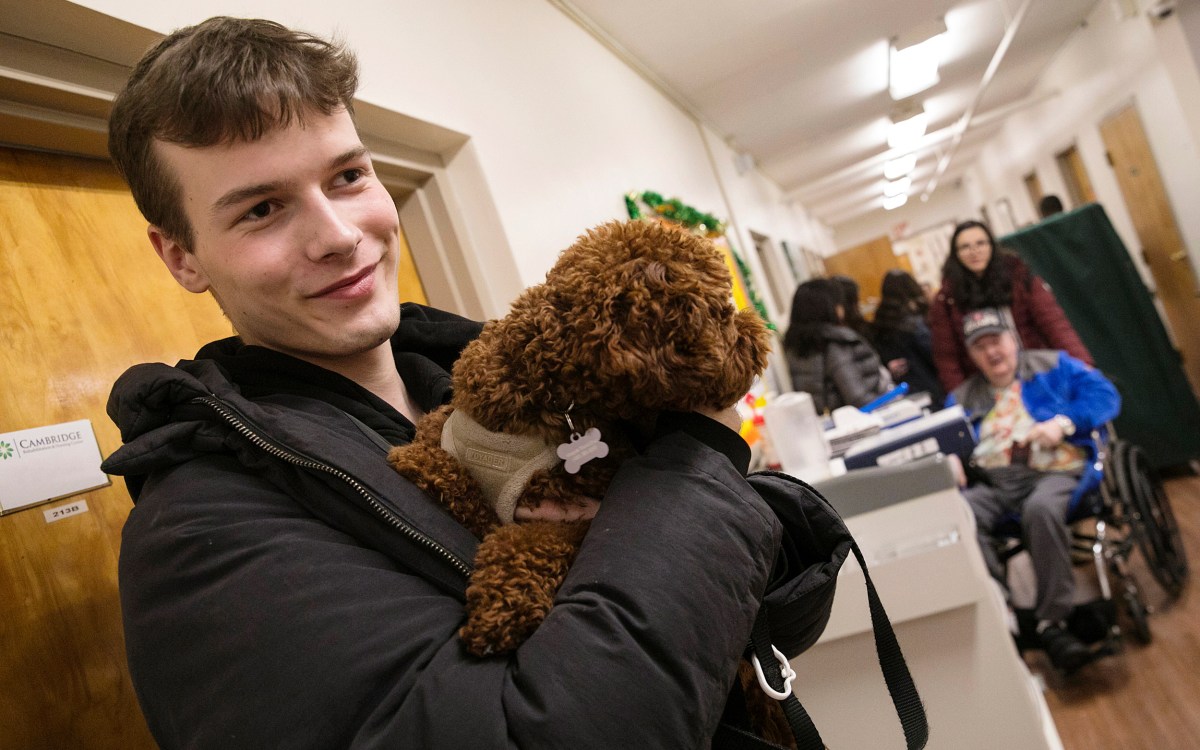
[102,360,237,487]
[101,303,483,495]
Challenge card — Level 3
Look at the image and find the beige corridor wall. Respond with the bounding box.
[830,3,1200,284]
[968,2,1200,281]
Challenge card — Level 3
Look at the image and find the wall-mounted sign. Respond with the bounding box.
[0,419,110,515]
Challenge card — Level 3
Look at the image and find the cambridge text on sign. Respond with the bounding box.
[0,419,110,515]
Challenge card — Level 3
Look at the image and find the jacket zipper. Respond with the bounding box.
[194,396,471,578]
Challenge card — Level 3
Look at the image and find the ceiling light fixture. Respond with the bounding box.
[887,100,928,150]
[883,153,918,180]
[884,176,912,197]
[889,18,948,100]
[883,193,909,211]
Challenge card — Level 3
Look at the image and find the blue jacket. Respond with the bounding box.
[947,350,1121,508]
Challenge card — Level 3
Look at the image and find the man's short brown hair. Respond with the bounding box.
[107,16,359,250]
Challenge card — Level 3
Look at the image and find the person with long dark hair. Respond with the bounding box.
[871,269,944,408]
[929,220,1091,392]
[784,278,892,414]
[829,274,872,340]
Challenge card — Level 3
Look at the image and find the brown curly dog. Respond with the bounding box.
[388,217,770,650]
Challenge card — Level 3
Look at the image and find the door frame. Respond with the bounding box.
[0,5,517,319]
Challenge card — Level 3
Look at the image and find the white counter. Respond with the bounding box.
[787,456,1063,750]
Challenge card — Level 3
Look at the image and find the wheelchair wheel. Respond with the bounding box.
[1113,441,1189,598]
[1117,570,1152,645]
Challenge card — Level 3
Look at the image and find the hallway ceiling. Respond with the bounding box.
[558,0,1101,229]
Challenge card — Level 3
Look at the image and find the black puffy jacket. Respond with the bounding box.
[103,303,834,749]
[785,323,892,414]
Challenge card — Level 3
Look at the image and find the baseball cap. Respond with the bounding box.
[963,307,1009,346]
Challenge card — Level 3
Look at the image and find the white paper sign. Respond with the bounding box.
[0,419,110,514]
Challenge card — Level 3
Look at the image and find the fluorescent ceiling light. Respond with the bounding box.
[883,193,909,211]
[887,107,928,150]
[889,18,947,100]
[884,154,917,180]
[884,176,912,197]
[890,38,943,99]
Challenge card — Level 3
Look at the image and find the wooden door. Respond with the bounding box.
[0,145,431,748]
[385,186,429,306]
[824,234,913,317]
[1055,144,1096,206]
[1023,171,1043,214]
[396,224,428,305]
[1100,103,1200,394]
[0,147,229,748]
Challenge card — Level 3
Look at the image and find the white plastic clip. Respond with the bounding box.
[751,644,797,701]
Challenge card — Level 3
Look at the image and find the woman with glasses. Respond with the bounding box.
[929,220,1091,393]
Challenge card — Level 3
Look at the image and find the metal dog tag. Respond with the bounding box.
[556,427,610,474]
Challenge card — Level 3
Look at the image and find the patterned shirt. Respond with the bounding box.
[972,381,1084,472]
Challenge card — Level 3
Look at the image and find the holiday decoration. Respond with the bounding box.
[624,190,775,330]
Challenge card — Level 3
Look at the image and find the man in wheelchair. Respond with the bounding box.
[946,308,1121,674]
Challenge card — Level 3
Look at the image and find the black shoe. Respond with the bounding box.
[1038,624,1092,675]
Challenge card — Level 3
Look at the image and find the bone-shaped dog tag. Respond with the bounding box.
[556,427,609,474]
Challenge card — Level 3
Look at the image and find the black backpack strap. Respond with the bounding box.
[747,613,826,750]
[849,540,928,748]
[743,540,928,750]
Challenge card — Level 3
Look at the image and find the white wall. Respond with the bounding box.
[962,3,1200,285]
[700,125,837,320]
[70,0,829,316]
[831,180,976,251]
[827,1,1200,292]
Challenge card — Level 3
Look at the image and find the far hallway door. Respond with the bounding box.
[1100,102,1200,395]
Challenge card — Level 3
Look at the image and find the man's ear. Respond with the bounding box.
[148,226,210,293]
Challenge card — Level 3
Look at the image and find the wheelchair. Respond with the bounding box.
[995,428,1189,654]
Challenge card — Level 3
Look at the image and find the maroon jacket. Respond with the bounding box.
[929,259,1092,393]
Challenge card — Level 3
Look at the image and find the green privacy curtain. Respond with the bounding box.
[1000,203,1200,468]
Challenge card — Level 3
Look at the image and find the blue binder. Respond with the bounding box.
[843,405,975,471]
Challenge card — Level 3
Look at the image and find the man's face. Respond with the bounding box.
[149,108,401,367]
[967,331,1019,387]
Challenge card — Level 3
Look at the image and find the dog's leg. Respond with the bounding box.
[460,520,590,656]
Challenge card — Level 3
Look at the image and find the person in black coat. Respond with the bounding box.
[100,16,829,749]
[830,274,872,340]
[784,278,892,414]
[870,269,945,408]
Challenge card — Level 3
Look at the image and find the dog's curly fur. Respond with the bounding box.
[388,218,770,651]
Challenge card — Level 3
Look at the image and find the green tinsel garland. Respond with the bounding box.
[729,246,776,331]
[625,190,725,237]
[623,190,775,330]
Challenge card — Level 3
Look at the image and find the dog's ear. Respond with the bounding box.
[452,288,575,439]
[713,308,772,407]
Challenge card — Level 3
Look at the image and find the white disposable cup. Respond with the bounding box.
[763,392,832,481]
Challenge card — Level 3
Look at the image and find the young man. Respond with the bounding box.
[947,308,1120,674]
[102,17,807,748]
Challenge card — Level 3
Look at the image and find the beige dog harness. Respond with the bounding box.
[441,409,561,525]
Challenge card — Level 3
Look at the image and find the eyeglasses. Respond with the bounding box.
[955,239,991,253]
